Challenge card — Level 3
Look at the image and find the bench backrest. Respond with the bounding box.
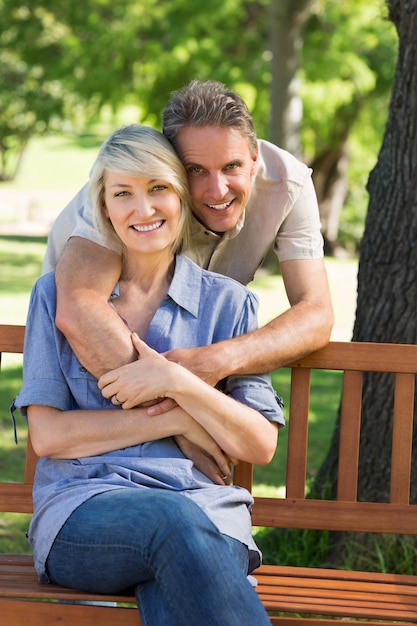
[1,324,417,536]
[234,341,417,535]
[0,324,37,514]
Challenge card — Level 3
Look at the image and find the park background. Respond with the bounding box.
[2,0,416,572]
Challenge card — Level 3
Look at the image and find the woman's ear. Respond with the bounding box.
[102,200,110,219]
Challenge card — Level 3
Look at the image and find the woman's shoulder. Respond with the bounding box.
[33,271,57,294]
[28,272,57,310]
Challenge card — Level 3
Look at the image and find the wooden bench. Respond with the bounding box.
[1,323,417,625]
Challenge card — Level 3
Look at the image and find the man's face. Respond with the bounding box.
[175,126,258,234]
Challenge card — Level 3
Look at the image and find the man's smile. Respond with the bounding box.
[207,200,233,211]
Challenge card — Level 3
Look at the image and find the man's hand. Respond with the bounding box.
[145,344,228,416]
[174,436,233,486]
[164,344,226,387]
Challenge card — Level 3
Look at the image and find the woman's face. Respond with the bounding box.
[103,171,182,256]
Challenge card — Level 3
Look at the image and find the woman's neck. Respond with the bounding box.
[113,251,176,337]
[121,250,175,293]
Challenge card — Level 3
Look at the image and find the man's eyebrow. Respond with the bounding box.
[182,160,201,167]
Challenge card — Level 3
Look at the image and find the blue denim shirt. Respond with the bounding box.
[15,254,284,582]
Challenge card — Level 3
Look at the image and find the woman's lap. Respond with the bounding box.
[46,488,270,626]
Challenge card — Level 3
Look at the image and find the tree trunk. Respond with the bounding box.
[268,0,314,156]
[316,0,417,508]
[268,0,350,251]
[310,137,349,255]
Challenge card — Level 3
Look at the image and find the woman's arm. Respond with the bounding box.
[99,334,278,466]
[27,402,232,479]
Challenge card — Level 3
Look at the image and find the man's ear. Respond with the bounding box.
[250,146,259,176]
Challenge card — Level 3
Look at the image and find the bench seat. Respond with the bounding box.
[2,555,417,625]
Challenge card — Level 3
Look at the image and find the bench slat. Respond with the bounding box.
[337,370,362,501]
[0,599,140,626]
[391,372,415,504]
[0,325,25,356]
[0,483,33,514]
[251,498,417,533]
[286,367,310,498]
[289,341,417,373]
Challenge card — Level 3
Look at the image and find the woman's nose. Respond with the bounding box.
[133,196,155,217]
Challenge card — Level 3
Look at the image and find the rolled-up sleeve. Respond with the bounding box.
[14,274,75,416]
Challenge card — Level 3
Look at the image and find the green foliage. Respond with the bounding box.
[1,0,398,252]
[0,236,46,296]
[301,0,397,248]
[255,526,330,567]
[330,533,417,575]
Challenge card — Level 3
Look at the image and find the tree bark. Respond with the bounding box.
[316,0,417,506]
[310,137,349,255]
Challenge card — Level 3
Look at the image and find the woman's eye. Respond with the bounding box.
[115,190,130,197]
[151,184,168,192]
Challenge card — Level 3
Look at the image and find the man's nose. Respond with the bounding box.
[207,172,228,199]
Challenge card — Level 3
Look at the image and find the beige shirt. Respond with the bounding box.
[42,139,323,285]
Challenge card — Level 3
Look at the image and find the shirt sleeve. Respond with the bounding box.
[218,286,285,427]
[14,275,75,416]
[274,174,324,262]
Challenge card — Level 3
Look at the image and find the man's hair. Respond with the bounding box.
[88,124,191,257]
[162,80,258,155]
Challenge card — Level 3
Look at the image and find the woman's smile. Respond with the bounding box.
[131,220,165,233]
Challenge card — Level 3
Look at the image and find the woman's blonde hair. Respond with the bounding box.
[88,124,191,257]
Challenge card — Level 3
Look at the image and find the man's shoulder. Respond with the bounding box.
[256,139,311,186]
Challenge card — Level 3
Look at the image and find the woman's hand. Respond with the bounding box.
[98,333,178,408]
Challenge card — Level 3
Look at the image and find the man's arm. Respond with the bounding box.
[55,237,136,378]
[162,258,333,385]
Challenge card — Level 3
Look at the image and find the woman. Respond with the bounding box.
[15,124,284,625]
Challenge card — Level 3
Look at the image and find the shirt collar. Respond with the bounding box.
[167,254,201,318]
[189,209,246,241]
[109,255,201,319]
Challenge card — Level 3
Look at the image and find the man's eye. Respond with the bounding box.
[188,166,203,175]
[226,163,239,170]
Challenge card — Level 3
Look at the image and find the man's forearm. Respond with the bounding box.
[58,293,137,377]
[215,299,334,377]
[55,237,135,377]
[165,299,333,384]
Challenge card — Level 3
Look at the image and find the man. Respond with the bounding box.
[44,79,333,387]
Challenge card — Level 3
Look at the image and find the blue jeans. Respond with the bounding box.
[46,489,271,626]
